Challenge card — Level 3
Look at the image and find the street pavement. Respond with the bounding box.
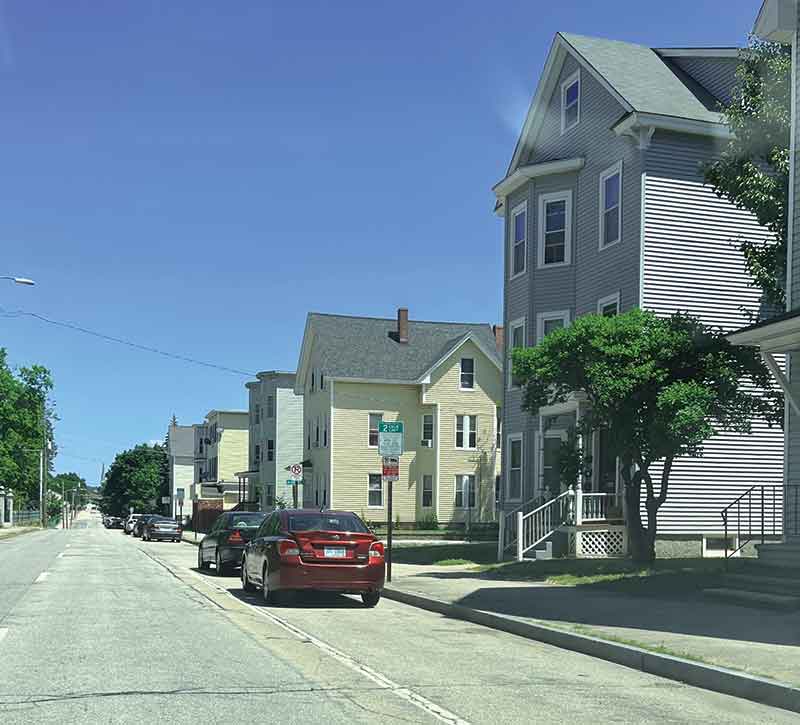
[1,513,797,724]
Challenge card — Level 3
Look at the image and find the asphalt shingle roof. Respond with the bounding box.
[559,33,725,124]
[307,313,500,382]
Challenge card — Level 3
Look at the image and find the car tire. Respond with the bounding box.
[197,547,209,571]
[241,558,256,592]
[216,550,226,576]
[362,591,381,608]
[262,564,278,606]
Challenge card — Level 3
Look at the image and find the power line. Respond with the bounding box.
[0,307,257,377]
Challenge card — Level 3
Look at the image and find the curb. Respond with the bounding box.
[383,586,800,715]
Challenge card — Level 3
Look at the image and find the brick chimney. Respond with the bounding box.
[397,307,409,344]
[492,324,504,353]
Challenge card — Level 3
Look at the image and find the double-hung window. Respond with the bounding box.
[254,444,261,466]
[510,202,527,278]
[266,395,274,418]
[496,407,502,449]
[455,415,477,450]
[507,435,523,501]
[422,414,434,445]
[460,358,475,390]
[315,416,320,448]
[324,415,328,447]
[455,474,476,509]
[422,475,434,508]
[254,405,260,425]
[536,310,570,343]
[368,474,383,507]
[600,161,622,248]
[508,317,525,388]
[267,439,274,462]
[538,191,572,267]
[561,71,580,133]
[368,413,382,448]
[598,292,620,317]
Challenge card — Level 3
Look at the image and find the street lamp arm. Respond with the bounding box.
[1,276,36,286]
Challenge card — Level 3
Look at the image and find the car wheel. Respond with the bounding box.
[241,558,256,593]
[262,564,278,605]
[362,591,381,608]
[215,550,226,576]
[197,547,208,571]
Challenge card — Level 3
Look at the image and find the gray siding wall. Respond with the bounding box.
[670,56,740,105]
[502,51,641,507]
[643,133,783,534]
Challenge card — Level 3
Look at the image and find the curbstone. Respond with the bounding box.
[383,586,800,715]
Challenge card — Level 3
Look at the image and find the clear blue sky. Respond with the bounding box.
[0,1,761,484]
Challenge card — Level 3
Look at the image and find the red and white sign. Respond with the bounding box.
[382,456,399,481]
[289,463,303,479]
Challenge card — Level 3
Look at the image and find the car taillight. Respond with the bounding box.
[368,541,385,562]
[278,539,300,559]
[227,530,244,544]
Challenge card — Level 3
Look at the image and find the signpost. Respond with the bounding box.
[177,487,184,523]
[286,464,303,508]
[378,422,404,582]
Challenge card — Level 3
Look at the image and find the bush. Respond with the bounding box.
[416,512,439,530]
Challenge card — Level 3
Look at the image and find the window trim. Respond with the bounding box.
[507,316,526,390]
[421,413,435,446]
[509,201,528,280]
[266,395,274,418]
[597,291,621,317]
[266,438,274,462]
[560,70,581,134]
[454,474,476,509]
[459,357,475,391]
[537,190,573,268]
[506,433,523,503]
[422,474,434,508]
[368,412,383,449]
[455,414,478,451]
[367,473,383,508]
[599,160,623,250]
[536,310,570,343]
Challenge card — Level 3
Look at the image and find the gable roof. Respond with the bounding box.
[504,32,732,180]
[295,313,501,392]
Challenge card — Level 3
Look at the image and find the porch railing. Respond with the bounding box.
[581,493,623,522]
[720,484,792,560]
[497,497,540,560]
[516,490,572,561]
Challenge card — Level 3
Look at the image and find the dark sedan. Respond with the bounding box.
[241,509,384,607]
[132,514,158,538]
[197,511,267,575]
[141,516,181,542]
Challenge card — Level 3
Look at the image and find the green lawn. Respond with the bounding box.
[389,542,498,566]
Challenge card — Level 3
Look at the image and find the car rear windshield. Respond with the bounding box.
[287,514,369,533]
[227,513,266,528]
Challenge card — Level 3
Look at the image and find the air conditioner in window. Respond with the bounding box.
[420,439,433,448]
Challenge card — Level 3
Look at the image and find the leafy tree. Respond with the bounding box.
[0,348,55,503]
[51,472,88,509]
[704,38,791,310]
[100,444,168,516]
[513,309,783,561]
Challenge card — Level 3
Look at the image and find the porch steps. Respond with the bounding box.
[721,573,800,596]
[533,541,553,560]
[754,542,800,570]
[702,587,800,611]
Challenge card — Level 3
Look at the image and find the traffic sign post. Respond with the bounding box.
[377,422,403,583]
[286,464,304,508]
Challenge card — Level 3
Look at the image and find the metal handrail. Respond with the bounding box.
[720,485,783,561]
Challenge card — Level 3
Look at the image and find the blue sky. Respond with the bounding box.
[0,1,762,484]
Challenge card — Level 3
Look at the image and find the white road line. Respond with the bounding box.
[35,572,49,583]
[65,544,71,548]
[0,628,7,643]
[57,552,65,558]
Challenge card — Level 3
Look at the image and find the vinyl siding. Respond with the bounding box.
[275,386,304,506]
[215,413,249,483]
[301,340,333,508]
[642,157,784,534]
[669,56,740,105]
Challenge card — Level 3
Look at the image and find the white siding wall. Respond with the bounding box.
[642,172,784,534]
[276,386,304,506]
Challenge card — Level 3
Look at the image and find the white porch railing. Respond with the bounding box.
[497,497,539,560]
[516,490,572,561]
[581,492,623,522]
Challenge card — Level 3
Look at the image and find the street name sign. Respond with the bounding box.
[378,421,404,456]
[161,496,170,504]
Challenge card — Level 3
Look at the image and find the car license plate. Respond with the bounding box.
[324,547,347,558]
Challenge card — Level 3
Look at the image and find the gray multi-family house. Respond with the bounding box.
[495,32,784,559]
[241,371,304,511]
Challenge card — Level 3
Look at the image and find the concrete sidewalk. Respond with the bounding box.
[385,564,800,689]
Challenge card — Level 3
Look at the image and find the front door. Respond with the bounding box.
[540,430,567,497]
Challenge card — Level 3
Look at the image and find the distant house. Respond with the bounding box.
[494,32,783,557]
[294,308,503,526]
[165,422,194,520]
[240,371,303,510]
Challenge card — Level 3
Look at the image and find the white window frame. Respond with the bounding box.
[422,474,434,508]
[560,70,580,134]
[507,316,526,389]
[422,413,435,446]
[597,291,621,317]
[536,310,570,343]
[368,412,383,448]
[537,190,572,268]
[509,201,528,280]
[455,414,478,450]
[459,357,475,391]
[506,433,523,503]
[368,473,383,508]
[599,160,623,250]
[454,474,476,509]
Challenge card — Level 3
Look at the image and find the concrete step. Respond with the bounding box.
[534,541,553,561]
[755,550,800,570]
[703,587,800,611]
[722,572,800,596]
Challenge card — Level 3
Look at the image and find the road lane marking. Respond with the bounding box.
[35,572,49,583]
[0,628,7,644]
[57,552,65,558]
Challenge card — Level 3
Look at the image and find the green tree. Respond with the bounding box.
[513,309,783,562]
[51,472,88,509]
[704,38,791,310]
[0,348,55,504]
[100,444,168,516]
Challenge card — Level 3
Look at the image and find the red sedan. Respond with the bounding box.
[241,509,385,607]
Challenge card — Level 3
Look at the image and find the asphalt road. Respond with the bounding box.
[1,513,797,724]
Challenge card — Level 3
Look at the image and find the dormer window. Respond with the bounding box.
[561,71,580,133]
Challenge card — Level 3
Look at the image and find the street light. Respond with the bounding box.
[1,275,36,286]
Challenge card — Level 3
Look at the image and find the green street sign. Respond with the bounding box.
[378,421,404,456]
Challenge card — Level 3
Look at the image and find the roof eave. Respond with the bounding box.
[728,310,800,352]
[753,0,796,43]
[612,112,730,141]
[492,157,585,204]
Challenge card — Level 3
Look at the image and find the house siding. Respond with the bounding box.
[275,385,304,506]
[642,144,784,534]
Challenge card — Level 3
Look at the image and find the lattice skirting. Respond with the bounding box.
[567,526,628,558]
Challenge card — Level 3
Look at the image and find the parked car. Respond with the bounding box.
[123,514,142,534]
[132,514,157,537]
[240,509,384,607]
[104,515,123,529]
[197,511,267,575]
[142,516,181,542]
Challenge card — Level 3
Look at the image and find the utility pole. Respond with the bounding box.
[38,448,44,529]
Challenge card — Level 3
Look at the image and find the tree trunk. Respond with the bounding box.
[621,463,653,562]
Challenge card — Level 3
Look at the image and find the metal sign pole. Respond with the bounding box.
[386,477,393,583]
